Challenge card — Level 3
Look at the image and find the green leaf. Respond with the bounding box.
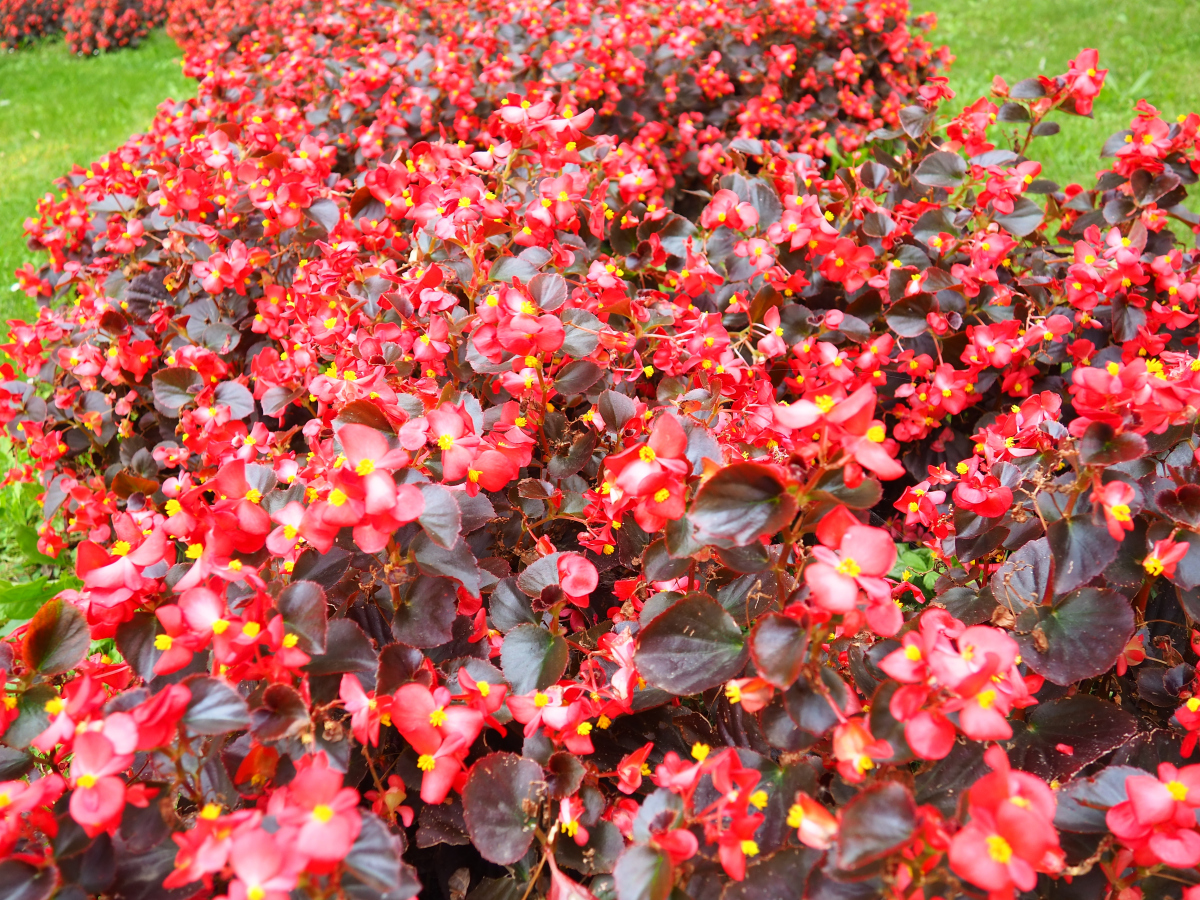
[635,592,746,695]
[0,578,67,621]
[14,526,56,567]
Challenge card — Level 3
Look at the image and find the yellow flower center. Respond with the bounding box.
[477,681,490,697]
[245,489,262,504]
[199,803,222,820]
[45,697,66,715]
[155,634,174,651]
[1145,557,1165,577]
[534,692,550,708]
[986,835,1013,863]
[787,803,805,828]
[283,525,298,540]
[77,774,97,789]
[355,459,376,476]
[866,425,886,443]
[691,742,710,762]
[429,707,447,727]
[976,689,997,710]
[111,540,132,556]
[328,488,348,507]
[1110,504,1131,522]
[437,434,455,450]
[639,446,656,463]
[312,804,334,823]
[815,395,835,414]
[248,887,266,900]
[905,645,922,661]
[1168,781,1189,801]
[836,558,861,577]
[741,840,759,857]
[654,488,671,503]
[417,754,437,772]
[212,619,229,635]
[242,622,261,638]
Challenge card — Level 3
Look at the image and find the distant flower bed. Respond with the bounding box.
[0,0,164,52]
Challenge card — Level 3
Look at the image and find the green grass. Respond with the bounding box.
[0,31,194,602]
[0,29,194,322]
[917,0,1200,193]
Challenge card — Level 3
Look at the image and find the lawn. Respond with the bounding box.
[917,0,1200,193]
[0,29,194,323]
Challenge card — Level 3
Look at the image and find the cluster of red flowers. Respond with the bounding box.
[0,0,65,48]
[0,0,162,52]
[62,0,164,55]
[2,0,1200,898]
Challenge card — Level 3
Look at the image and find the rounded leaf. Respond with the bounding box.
[23,598,89,676]
[613,844,672,900]
[690,462,797,548]
[501,625,569,694]
[462,753,543,865]
[835,781,917,871]
[750,614,807,689]
[635,593,747,695]
[1015,588,1135,685]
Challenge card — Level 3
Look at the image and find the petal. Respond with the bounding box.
[840,525,896,575]
[804,563,858,612]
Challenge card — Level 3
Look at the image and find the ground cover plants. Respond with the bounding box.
[1,0,165,54]
[1,0,1200,899]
